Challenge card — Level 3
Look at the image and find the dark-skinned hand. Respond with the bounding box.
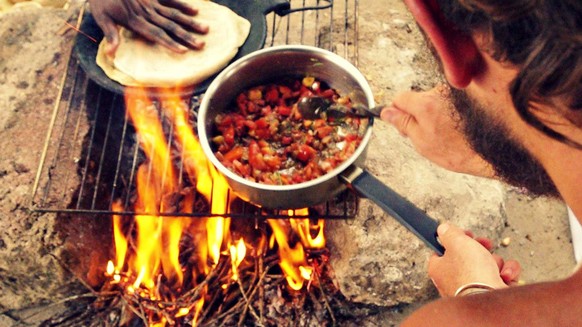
[88,0,209,55]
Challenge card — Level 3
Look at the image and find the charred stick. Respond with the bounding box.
[120,294,147,325]
[236,276,260,327]
[258,255,265,324]
[178,257,227,304]
[197,284,225,324]
[200,296,245,326]
[314,270,336,326]
[207,299,246,324]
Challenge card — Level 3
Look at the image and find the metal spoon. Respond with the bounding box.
[297,96,384,119]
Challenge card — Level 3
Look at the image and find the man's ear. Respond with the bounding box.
[404,0,482,89]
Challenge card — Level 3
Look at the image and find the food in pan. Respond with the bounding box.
[212,77,369,185]
[95,0,250,87]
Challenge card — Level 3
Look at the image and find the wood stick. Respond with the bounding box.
[258,254,265,324]
[314,268,336,326]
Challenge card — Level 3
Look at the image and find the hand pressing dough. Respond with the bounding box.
[96,0,250,87]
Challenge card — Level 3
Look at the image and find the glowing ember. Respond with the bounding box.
[106,86,328,325]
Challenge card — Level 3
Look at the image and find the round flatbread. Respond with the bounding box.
[96,0,250,87]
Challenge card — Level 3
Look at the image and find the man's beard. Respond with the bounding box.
[448,88,560,197]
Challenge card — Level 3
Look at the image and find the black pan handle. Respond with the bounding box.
[255,0,291,15]
[340,166,445,255]
[257,0,333,16]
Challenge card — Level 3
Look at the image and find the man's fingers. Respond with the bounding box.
[491,253,505,271]
[435,223,469,249]
[380,89,426,137]
[381,88,444,150]
[380,106,417,137]
[390,86,446,119]
[475,236,494,251]
[500,260,521,284]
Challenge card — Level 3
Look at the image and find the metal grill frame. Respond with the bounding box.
[30,0,361,219]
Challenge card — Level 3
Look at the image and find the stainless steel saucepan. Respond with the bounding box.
[197,45,444,254]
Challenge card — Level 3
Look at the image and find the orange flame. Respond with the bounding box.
[163,89,231,266]
[289,209,326,249]
[230,238,247,281]
[111,201,127,274]
[267,210,326,290]
[109,86,235,313]
[268,219,312,291]
[124,87,184,291]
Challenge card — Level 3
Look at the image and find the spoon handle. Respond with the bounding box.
[352,104,385,117]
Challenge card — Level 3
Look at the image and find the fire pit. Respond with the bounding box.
[26,1,367,326]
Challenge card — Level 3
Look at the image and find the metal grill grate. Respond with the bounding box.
[31,0,361,219]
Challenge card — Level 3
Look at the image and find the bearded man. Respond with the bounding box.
[380,0,582,325]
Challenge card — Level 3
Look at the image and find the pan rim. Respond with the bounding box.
[198,44,375,192]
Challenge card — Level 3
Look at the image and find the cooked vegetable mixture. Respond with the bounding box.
[212,77,368,185]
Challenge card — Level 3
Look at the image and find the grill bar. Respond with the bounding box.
[31,0,361,219]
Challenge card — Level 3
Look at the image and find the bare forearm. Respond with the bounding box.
[402,269,582,326]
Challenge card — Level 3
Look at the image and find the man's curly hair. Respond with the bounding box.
[438,0,582,148]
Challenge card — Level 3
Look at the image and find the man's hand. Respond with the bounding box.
[429,223,521,297]
[88,0,209,55]
[381,84,494,177]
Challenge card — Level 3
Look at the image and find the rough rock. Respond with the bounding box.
[0,5,110,313]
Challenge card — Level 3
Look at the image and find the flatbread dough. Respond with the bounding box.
[96,0,250,87]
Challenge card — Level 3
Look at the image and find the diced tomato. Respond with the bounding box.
[345,133,359,142]
[248,141,268,171]
[316,126,334,138]
[255,118,268,129]
[313,119,326,128]
[263,154,281,170]
[261,106,272,116]
[236,93,248,114]
[257,139,269,148]
[280,175,290,184]
[233,160,251,177]
[213,77,367,185]
[265,87,279,103]
[246,101,258,113]
[292,173,305,183]
[217,143,230,153]
[223,125,235,146]
[217,115,233,128]
[244,120,257,130]
[320,89,336,99]
[295,144,316,163]
[281,136,292,145]
[277,105,292,116]
[234,116,246,134]
[254,128,271,140]
[223,146,244,162]
[278,85,292,99]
